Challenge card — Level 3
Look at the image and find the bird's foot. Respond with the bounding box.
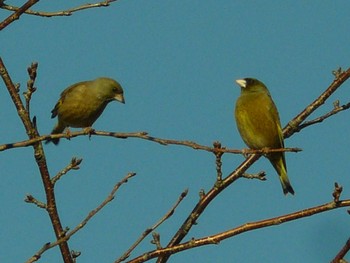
[241,148,250,158]
[261,147,271,156]
[83,127,95,140]
[65,128,72,141]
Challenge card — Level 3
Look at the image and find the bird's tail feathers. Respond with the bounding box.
[269,154,295,195]
[45,123,65,145]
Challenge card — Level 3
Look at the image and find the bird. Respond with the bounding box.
[46,77,125,145]
[234,78,294,195]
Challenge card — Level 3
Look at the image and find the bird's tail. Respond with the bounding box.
[268,153,295,195]
[46,123,65,145]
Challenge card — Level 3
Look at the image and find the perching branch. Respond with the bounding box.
[1,130,302,154]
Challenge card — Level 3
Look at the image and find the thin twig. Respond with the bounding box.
[298,101,350,131]
[25,194,47,209]
[23,62,38,114]
[241,171,266,181]
[1,0,118,18]
[0,0,39,30]
[26,172,136,263]
[332,238,350,263]
[51,157,83,185]
[213,141,223,182]
[284,67,350,138]
[333,182,343,203]
[115,189,188,263]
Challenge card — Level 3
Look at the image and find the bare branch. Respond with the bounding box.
[25,194,47,209]
[65,172,136,239]
[241,171,266,181]
[284,67,350,138]
[1,58,73,262]
[115,189,188,263]
[151,233,162,250]
[333,182,343,203]
[1,0,118,18]
[129,198,350,263]
[23,62,38,114]
[0,0,39,31]
[51,157,83,185]
[297,101,350,131]
[213,141,223,182]
[0,130,302,155]
[26,172,136,263]
[332,238,350,263]
[25,243,51,263]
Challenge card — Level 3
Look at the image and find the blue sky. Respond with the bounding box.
[1,1,350,262]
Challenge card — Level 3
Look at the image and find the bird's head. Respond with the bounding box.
[235,78,268,93]
[93,77,125,104]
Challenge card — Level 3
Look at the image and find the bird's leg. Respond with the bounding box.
[261,147,271,157]
[241,148,251,158]
[65,128,72,141]
[83,127,95,140]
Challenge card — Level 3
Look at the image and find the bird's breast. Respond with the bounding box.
[57,90,108,128]
[235,93,282,149]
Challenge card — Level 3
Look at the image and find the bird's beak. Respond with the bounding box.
[235,79,246,88]
[114,94,125,104]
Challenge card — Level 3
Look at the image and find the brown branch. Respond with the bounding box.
[115,189,188,263]
[241,171,266,181]
[284,67,350,138]
[0,0,39,31]
[25,194,46,209]
[26,172,136,263]
[1,0,118,18]
[332,238,350,263]
[213,141,224,181]
[23,62,38,114]
[155,153,261,263]
[155,67,350,263]
[0,58,73,263]
[297,101,350,131]
[0,130,302,155]
[128,198,350,263]
[333,182,343,203]
[51,157,83,185]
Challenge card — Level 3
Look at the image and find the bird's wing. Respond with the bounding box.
[50,81,88,118]
[267,95,287,168]
[266,94,284,145]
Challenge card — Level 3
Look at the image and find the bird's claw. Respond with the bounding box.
[242,148,250,158]
[83,127,95,140]
[65,128,72,141]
